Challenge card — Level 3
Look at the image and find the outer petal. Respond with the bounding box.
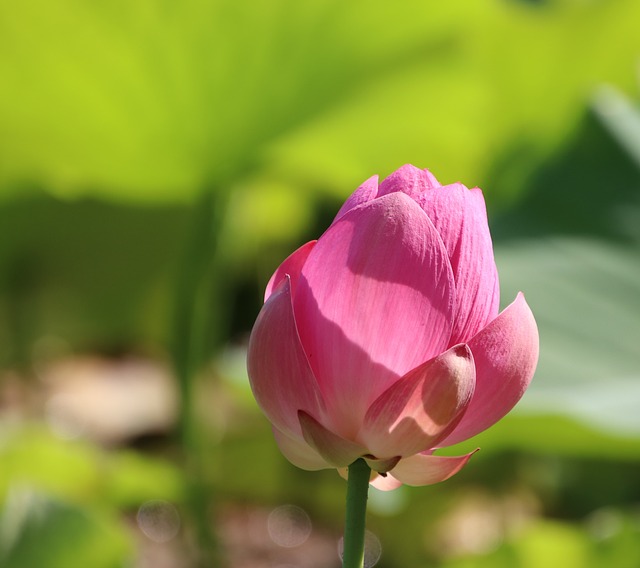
[299,411,367,468]
[377,164,440,199]
[370,474,404,491]
[439,293,539,446]
[272,426,331,471]
[294,192,456,437]
[359,345,475,458]
[247,276,325,437]
[389,450,478,486]
[416,184,500,344]
[333,175,379,222]
[265,240,317,302]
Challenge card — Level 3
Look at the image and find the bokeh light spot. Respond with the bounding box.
[586,507,623,541]
[137,500,181,543]
[267,504,312,548]
[338,529,382,567]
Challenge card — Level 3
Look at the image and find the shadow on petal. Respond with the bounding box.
[299,411,367,468]
[364,455,401,474]
[294,193,455,436]
[359,345,475,458]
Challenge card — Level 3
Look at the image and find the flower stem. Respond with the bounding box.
[343,458,371,568]
[171,187,229,567]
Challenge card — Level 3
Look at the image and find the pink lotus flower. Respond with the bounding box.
[247,165,539,490]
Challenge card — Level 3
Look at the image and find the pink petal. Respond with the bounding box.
[359,345,475,458]
[333,175,379,222]
[265,240,317,302]
[272,426,331,471]
[247,276,325,437]
[439,293,539,446]
[299,411,367,468]
[377,164,441,199]
[416,184,500,344]
[370,474,404,491]
[294,192,456,437]
[389,450,478,486]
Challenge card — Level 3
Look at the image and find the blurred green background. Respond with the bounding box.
[1,0,640,566]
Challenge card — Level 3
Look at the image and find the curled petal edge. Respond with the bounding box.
[265,240,317,302]
[389,449,479,487]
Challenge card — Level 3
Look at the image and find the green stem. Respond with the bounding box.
[343,458,371,568]
[171,187,229,567]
